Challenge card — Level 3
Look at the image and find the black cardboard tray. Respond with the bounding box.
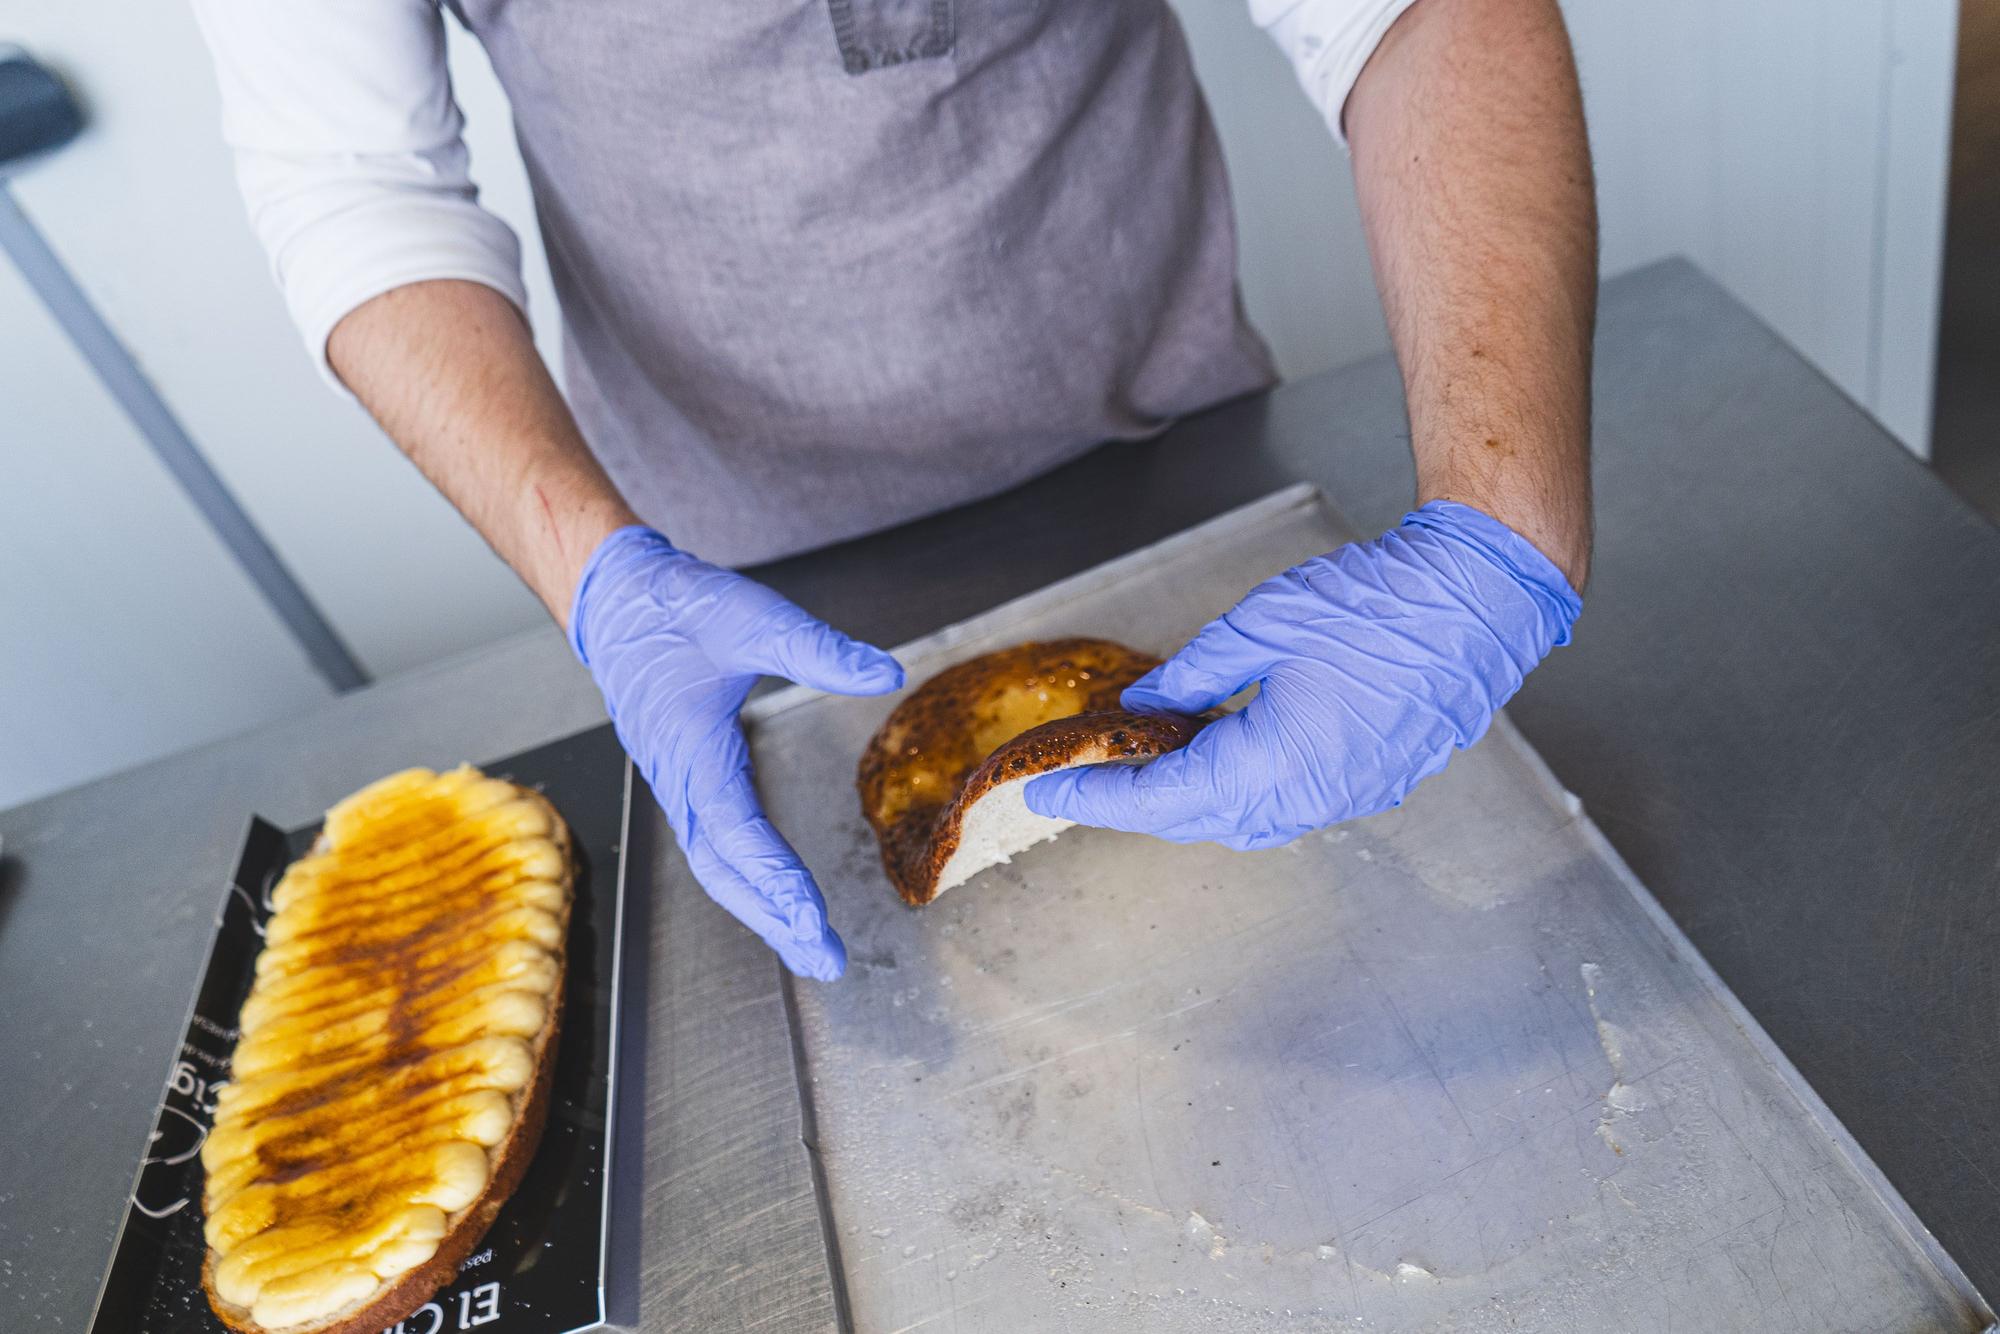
[88,724,631,1334]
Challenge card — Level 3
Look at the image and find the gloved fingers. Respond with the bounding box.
[1123,614,1277,715]
[728,588,904,697]
[683,764,847,980]
[684,832,848,981]
[1023,723,1242,836]
[1215,824,1311,853]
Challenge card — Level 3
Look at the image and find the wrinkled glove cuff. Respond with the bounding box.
[1401,500,1584,649]
[567,525,681,668]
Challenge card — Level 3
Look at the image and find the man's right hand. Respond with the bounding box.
[569,527,904,979]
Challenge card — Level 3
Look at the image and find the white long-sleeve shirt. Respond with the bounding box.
[190,0,1418,383]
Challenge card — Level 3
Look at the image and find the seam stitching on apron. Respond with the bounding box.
[826,0,956,75]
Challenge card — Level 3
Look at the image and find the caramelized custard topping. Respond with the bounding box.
[201,766,570,1332]
[857,639,1161,897]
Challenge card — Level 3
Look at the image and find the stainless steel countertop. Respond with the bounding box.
[755,488,1988,1331]
[5,258,1997,1329]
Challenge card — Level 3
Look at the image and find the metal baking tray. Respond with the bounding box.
[87,724,633,1334]
[741,484,1993,1332]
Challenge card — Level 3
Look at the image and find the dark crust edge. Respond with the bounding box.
[898,708,1199,907]
[202,784,573,1334]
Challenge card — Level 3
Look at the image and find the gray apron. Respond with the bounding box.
[447,0,1276,565]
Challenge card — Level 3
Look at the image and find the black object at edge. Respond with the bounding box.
[0,52,83,169]
[87,725,629,1334]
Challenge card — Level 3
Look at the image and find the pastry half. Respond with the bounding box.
[200,765,572,1334]
[858,639,1199,905]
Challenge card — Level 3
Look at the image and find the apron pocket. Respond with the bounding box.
[826,0,955,74]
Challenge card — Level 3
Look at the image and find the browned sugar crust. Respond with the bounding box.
[201,785,571,1334]
[856,639,1199,905]
[202,982,562,1334]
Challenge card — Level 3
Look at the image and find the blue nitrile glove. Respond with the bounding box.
[570,527,904,980]
[1024,501,1581,849]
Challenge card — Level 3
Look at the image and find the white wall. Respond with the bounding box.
[1568,0,1956,455]
[3,5,558,688]
[0,0,1958,809]
[0,4,556,807]
[0,238,330,807]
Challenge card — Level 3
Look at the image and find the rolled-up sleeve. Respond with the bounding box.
[190,0,527,388]
[1249,0,1424,147]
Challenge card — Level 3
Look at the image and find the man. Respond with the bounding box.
[193,0,1594,980]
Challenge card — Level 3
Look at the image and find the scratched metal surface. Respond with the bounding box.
[743,487,1990,1333]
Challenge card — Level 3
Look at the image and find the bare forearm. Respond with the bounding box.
[328,280,638,624]
[1346,0,1596,589]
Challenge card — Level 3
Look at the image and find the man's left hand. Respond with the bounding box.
[1023,501,1581,849]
